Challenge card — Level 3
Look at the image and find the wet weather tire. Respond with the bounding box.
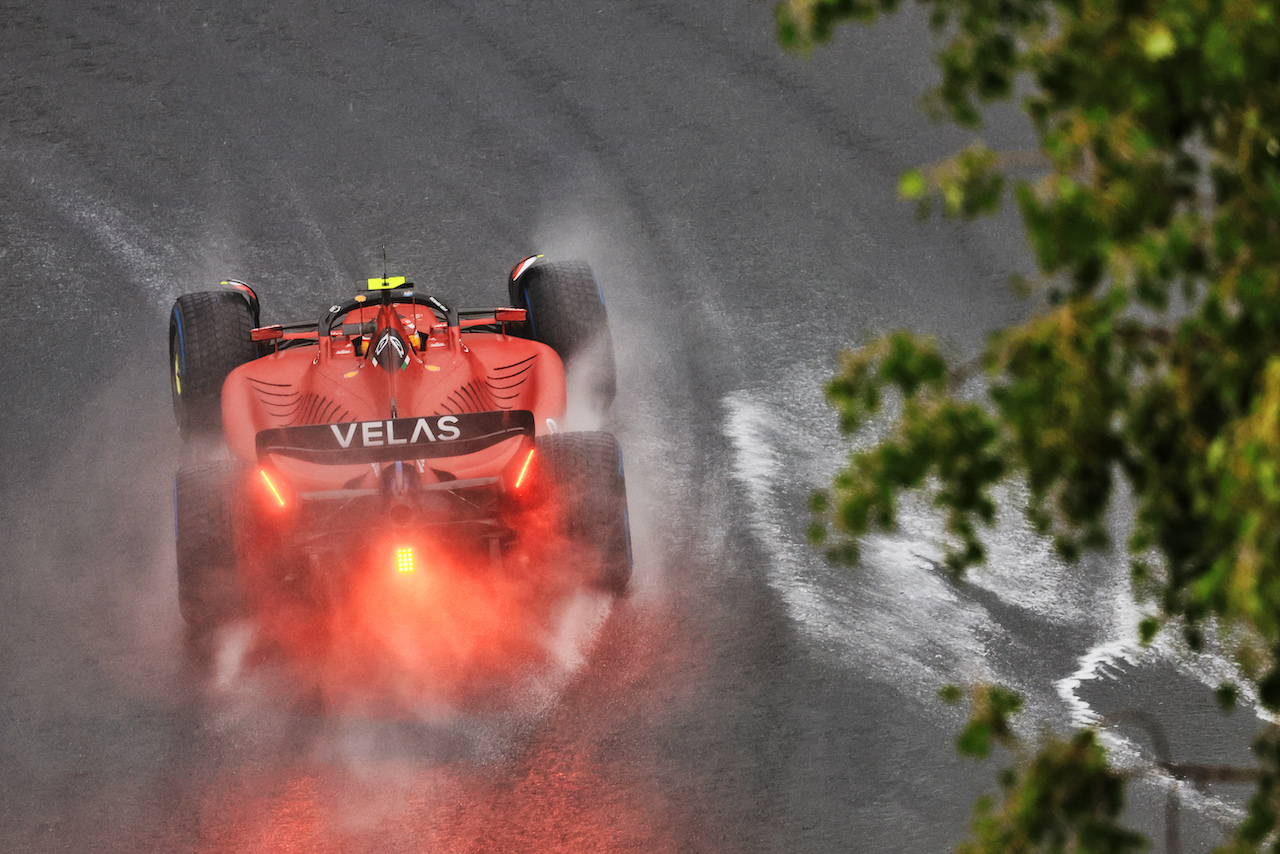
[170,291,257,440]
[535,431,632,596]
[176,461,246,637]
[509,260,617,414]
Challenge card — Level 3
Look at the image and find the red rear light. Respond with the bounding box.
[513,448,536,491]
[259,468,289,509]
[500,442,539,498]
[395,546,416,573]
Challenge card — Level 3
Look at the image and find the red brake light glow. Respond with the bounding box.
[513,448,536,491]
[395,546,416,573]
[259,469,287,508]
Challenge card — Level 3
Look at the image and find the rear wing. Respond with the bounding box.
[256,410,534,464]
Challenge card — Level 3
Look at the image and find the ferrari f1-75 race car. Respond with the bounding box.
[168,257,632,664]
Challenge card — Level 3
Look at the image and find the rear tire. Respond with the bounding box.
[535,431,632,596]
[509,260,617,415]
[176,461,247,639]
[170,291,257,440]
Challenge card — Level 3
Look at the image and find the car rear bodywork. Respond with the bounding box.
[170,261,631,689]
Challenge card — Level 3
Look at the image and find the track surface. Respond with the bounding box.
[0,3,1261,852]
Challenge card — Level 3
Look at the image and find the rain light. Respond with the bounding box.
[513,448,536,491]
[395,546,416,573]
[259,469,286,508]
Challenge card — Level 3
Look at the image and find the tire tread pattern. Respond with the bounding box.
[510,260,617,409]
[175,460,246,632]
[170,291,257,438]
[535,431,632,595]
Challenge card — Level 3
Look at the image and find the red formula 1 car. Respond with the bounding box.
[168,257,632,672]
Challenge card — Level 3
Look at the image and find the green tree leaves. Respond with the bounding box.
[959,729,1145,854]
[814,332,1003,569]
[944,685,1143,854]
[786,0,1280,670]
[779,0,1280,849]
[955,684,1024,759]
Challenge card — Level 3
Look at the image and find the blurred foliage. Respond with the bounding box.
[962,729,1145,854]
[956,683,1024,759]
[951,685,1143,854]
[779,0,1280,849]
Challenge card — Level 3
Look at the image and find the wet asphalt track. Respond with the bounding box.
[0,2,1265,852]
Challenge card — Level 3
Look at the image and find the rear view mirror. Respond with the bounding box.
[251,325,284,342]
[494,308,527,323]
